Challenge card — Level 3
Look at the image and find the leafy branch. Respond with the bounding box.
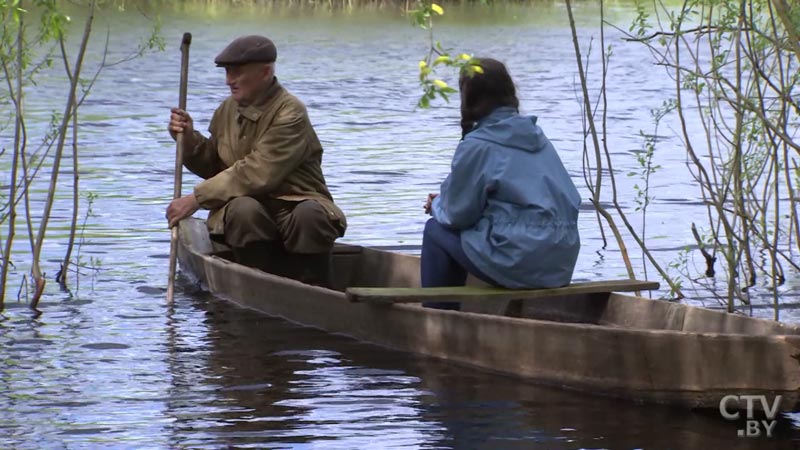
[409,1,482,108]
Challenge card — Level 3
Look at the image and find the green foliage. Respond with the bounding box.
[36,0,70,42]
[408,0,441,29]
[630,0,652,38]
[409,1,482,108]
[665,247,689,299]
[0,1,164,309]
[630,100,672,213]
[1,3,60,123]
[417,51,482,108]
[0,1,69,67]
[144,15,166,52]
[626,0,800,313]
[71,191,102,294]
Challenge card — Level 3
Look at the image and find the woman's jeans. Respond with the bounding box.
[420,218,495,310]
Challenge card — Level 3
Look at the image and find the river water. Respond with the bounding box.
[1,2,799,448]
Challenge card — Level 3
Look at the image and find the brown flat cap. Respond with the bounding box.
[214,35,277,67]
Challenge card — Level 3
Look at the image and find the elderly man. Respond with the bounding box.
[167,35,346,287]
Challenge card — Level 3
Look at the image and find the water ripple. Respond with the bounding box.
[0,6,798,450]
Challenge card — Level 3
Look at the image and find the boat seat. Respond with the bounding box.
[346,279,660,304]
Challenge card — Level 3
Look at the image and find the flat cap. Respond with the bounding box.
[214,35,277,67]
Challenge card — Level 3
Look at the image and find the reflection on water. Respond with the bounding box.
[154,286,800,449]
[168,287,800,449]
[4,280,799,448]
[0,3,799,448]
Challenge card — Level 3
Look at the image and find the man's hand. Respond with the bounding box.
[169,107,195,141]
[424,193,438,215]
[167,194,200,228]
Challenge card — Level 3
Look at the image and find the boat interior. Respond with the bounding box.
[327,243,800,337]
[198,227,800,338]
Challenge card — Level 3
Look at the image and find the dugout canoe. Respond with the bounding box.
[177,217,800,411]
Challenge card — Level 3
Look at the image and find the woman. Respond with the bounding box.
[422,58,581,309]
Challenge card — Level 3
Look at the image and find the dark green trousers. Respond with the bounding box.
[218,196,341,254]
[213,196,341,287]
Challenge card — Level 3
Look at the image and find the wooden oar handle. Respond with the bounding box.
[168,32,193,304]
[178,33,191,111]
[174,33,192,201]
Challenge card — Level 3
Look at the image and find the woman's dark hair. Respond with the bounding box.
[459,58,519,137]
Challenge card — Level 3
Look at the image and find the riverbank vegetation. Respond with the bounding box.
[0,0,162,314]
[572,0,799,319]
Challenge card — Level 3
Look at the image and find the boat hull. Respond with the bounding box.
[177,218,800,410]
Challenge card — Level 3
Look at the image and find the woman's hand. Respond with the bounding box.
[424,193,438,215]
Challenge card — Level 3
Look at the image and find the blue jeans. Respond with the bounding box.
[420,219,495,310]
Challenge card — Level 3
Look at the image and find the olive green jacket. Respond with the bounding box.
[184,78,346,237]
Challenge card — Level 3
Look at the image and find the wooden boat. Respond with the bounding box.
[177,217,800,411]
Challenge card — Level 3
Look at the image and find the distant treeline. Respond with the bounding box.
[122,0,575,13]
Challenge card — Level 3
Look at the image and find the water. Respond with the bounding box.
[1,2,799,448]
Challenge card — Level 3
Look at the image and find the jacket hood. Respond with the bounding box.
[467,106,546,153]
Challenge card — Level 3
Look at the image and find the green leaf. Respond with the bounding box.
[432,55,451,66]
[432,79,449,89]
[418,95,430,109]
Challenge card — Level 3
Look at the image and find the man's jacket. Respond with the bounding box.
[184,79,346,237]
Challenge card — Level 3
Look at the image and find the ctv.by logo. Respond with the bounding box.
[719,395,782,438]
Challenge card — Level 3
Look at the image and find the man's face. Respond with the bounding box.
[225,63,273,106]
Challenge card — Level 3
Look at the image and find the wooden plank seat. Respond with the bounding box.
[346,279,660,304]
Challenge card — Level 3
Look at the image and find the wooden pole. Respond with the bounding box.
[167,32,192,304]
